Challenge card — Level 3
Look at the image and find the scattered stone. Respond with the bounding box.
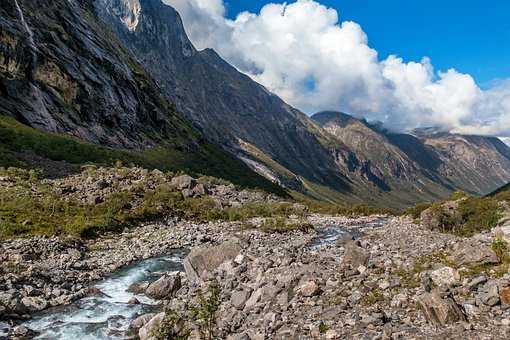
[341,241,369,269]
[417,291,466,326]
[430,267,460,287]
[298,281,321,297]
[500,286,510,306]
[448,241,498,266]
[231,289,252,310]
[477,281,500,306]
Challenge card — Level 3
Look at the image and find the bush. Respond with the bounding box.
[421,197,502,237]
[492,238,509,263]
[404,202,432,220]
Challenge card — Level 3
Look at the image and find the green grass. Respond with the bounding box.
[0,170,311,239]
[0,114,286,196]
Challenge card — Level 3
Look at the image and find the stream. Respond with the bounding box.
[22,217,388,339]
[23,252,186,339]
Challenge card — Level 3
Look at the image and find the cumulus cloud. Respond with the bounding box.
[164,0,510,137]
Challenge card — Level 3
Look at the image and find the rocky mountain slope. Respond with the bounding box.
[95,0,510,207]
[0,0,283,193]
[95,0,355,196]
[312,111,510,200]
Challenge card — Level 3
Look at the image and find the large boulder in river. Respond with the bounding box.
[145,274,181,300]
[184,240,242,283]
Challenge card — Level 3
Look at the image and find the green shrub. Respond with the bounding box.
[404,202,432,219]
[190,280,221,340]
[260,217,313,233]
[492,238,509,263]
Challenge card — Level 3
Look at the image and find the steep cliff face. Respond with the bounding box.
[0,0,203,149]
[420,133,510,194]
[95,0,355,195]
[0,0,285,193]
[312,111,510,198]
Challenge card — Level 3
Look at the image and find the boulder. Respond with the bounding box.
[231,289,252,310]
[131,313,156,331]
[127,281,150,294]
[500,286,510,306]
[417,291,466,326]
[495,225,510,244]
[145,274,181,300]
[139,312,165,340]
[477,280,500,306]
[420,201,460,231]
[298,281,321,297]
[430,267,460,287]
[21,296,48,312]
[341,241,369,269]
[244,288,263,310]
[447,241,498,266]
[171,175,196,190]
[184,240,242,283]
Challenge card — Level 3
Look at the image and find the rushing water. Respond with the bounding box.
[310,217,388,249]
[24,252,186,339]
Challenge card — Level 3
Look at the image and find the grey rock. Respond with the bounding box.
[231,289,252,310]
[130,313,156,331]
[139,312,165,340]
[145,274,181,300]
[448,241,499,266]
[171,175,196,190]
[184,240,241,282]
[341,241,369,269]
[417,291,466,326]
[21,296,48,312]
[477,281,500,306]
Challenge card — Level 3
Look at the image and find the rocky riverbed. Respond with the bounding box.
[2,212,510,339]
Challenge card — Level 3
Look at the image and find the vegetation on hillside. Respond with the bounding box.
[405,190,508,237]
[0,114,286,196]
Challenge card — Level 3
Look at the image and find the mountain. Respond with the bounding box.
[93,0,510,207]
[94,0,358,196]
[312,111,510,199]
[3,0,509,207]
[0,0,284,193]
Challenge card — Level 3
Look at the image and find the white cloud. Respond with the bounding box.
[164,0,510,136]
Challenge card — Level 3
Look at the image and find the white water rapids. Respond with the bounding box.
[23,253,185,339]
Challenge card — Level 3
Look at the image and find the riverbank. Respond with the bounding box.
[2,213,510,338]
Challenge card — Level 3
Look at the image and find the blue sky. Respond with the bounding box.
[225,0,510,86]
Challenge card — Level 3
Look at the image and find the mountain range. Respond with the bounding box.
[1,0,509,207]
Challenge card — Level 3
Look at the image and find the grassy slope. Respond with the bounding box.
[0,114,287,196]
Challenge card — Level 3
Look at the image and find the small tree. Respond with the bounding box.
[190,280,221,340]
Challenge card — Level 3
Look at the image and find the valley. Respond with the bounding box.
[1,0,510,339]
